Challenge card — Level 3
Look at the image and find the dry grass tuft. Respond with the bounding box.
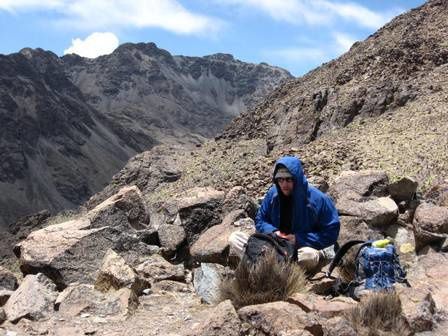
[219,250,307,308]
[346,291,411,336]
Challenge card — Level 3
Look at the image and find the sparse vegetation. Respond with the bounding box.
[346,292,411,336]
[219,250,307,308]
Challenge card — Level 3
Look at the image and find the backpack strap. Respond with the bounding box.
[326,240,366,278]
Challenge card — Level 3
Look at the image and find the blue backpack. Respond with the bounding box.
[327,239,408,298]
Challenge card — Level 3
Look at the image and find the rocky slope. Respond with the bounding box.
[220,0,448,188]
[0,44,291,229]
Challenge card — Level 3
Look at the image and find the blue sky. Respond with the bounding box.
[0,0,425,76]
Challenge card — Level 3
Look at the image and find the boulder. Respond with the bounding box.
[94,249,149,295]
[157,187,226,244]
[238,301,323,336]
[193,263,230,304]
[222,186,258,219]
[388,177,418,202]
[338,216,382,245]
[406,253,448,312]
[288,293,357,318]
[424,180,448,207]
[14,186,153,288]
[158,223,186,259]
[186,300,241,336]
[396,285,436,332]
[0,266,18,291]
[385,224,417,267]
[329,170,389,202]
[56,284,138,318]
[413,203,448,251]
[336,197,398,228]
[190,210,248,263]
[322,316,357,336]
[4,273,57,323]
[135,254,185,283]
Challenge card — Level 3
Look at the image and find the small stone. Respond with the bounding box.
[142,288,152,295]
[81,313,90,318]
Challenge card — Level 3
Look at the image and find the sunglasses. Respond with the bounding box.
[276,177,293,183]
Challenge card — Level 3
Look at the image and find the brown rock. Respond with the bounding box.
[322,316,357,336]
[388,177,418,202]
[135,254,185,283]
[288,293,357,318]
[413,203,448,250]
[329,170,389,202]
[94,249,149,295]
[4,273,57,323]
[56,284,138,318]
[158,223,187,258]
[396,285,436,332]
[190,210,247,263]
[338,216,382,245]
[337,197,398,228]
[238,301,322,336]
[186,300,241,336]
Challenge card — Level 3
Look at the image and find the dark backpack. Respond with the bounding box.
[327,239,408,299]
[242,232,296,266]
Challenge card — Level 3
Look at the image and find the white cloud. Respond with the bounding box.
[0,0,222,35]
[333,32,356,53]
[215,0,397,29]
[64,32,119,58]
[0,0,62,12]
[318,1,394,29]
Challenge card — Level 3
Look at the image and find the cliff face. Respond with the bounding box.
[0,44,291,229]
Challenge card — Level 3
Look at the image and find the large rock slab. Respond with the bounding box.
[238,301,323,336]
[413,202,448,250]
[14,186,153,289]
[4,273,57,323]
[329,170,389,202]
[156,187,226,244]
[0,267,18,291]
[336,197,398,228]
[186,300,241,336]
[406,253,448,313]
[190,210,249,263]
[56,284,138,318]
[287,293,357,319]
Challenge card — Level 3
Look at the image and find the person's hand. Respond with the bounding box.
[297,247,320,264]
[274,231,295,243]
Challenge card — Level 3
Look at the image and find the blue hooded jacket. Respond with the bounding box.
[255,156,340,250]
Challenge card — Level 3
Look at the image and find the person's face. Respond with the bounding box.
[276,177,294,196]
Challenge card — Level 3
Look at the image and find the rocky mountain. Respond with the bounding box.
[3,1,448,335]
[220,0,448,189]
[0,44,291,229]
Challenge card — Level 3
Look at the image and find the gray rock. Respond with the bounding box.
[0,267,18,291]
[4,273,57,323]
[193,263,229,304]
[0,307,5,324]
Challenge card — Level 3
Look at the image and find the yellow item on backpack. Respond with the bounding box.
[372,239,392,248]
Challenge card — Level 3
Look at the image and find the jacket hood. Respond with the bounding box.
[273,156,309,197]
